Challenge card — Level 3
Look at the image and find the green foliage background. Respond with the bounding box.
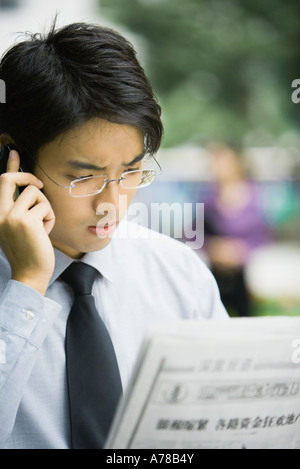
[100,0,300,148]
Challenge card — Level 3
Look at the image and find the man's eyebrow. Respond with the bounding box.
[66,160,104,171]
[123,152,146,167]
[66,152,146,171]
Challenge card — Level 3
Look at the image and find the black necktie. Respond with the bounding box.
[61,262,122,449]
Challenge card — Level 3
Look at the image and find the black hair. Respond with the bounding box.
[0,21,163,169]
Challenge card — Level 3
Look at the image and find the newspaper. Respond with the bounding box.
[105,316,300,450]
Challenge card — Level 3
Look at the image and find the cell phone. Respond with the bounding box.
[0,144,31,193]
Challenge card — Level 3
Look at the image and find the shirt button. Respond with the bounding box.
[23,309,36,320]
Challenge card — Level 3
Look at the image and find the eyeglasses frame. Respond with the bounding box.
[18,146,162,198]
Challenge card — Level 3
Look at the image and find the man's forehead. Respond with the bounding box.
[40,118,146,168]
[64,151,146,172]
[57,118,144,145]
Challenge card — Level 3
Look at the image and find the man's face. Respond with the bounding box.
[35,118,145,258]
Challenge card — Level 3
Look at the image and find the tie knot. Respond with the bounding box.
[61,262,98,295]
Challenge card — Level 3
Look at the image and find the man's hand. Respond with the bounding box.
[0,149,55,295]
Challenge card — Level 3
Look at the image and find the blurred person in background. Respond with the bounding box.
[203,142,273,317]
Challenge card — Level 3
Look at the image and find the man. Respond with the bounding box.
[0,22,227,449]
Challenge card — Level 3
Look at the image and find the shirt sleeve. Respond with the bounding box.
[198,265,229,320]
[183,246,229,320]
[0,280,62,447]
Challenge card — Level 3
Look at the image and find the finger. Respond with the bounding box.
[10,185,55,235]
[5,149,20,172]
[28,202,56,235]
[12,184,48,213]
[0,171,43,190]
[0,171,44,211]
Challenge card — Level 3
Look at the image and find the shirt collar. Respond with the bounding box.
[49,242,113,286]
[81,243,113,283]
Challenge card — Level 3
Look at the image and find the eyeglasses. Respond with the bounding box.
[35,156,162,198]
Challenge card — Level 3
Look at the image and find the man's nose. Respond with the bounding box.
[93,179,122,216]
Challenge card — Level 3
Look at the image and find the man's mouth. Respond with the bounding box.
[88,222,117,238]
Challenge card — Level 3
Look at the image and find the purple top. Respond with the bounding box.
[204,182,273,253]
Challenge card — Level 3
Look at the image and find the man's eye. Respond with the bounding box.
[67,174,93,180]
[124,167,140,173]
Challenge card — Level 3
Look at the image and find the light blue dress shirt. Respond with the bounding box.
[0,220,228,449]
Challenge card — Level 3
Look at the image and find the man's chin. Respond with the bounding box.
[50,234,113,259]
